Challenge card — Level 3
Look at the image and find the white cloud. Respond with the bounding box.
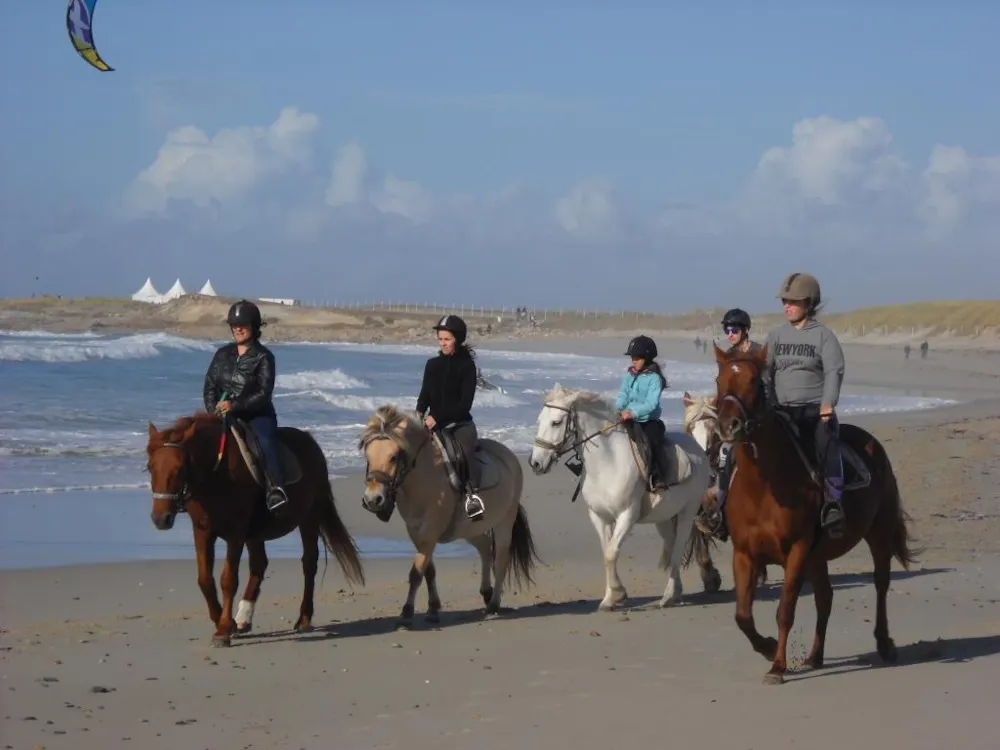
[372,175,434,223]
[324,141,367,208]
[553,178,618,241]
[124,106,320,216]
[920,145,1000,239]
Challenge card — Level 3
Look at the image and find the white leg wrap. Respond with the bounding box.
[235,599,255,628]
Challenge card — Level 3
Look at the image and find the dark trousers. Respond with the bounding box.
[249,414,283,487]
[637,419,666,475]
[782,405,842,485]
[445,421,480,489]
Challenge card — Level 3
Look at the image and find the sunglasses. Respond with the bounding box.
[724,326,744,335]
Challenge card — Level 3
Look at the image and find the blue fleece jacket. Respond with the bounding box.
[614,369,663,422]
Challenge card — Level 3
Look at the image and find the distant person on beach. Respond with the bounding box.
[416,314,485,521]
[202,299,288,513]
[921,341,929,359]
[904,344,911,360]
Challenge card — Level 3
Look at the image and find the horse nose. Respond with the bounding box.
[150,511,175,531]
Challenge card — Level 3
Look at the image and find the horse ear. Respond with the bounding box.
[397,417,410,433]
[148,422,157,438]
[182,422,198,442]
[682,391,693,407]
[755,343,769,366]
[712,343,727,365]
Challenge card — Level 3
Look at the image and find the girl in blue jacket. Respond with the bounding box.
[615,335,670,489]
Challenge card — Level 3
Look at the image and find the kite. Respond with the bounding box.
[66,0,114,72]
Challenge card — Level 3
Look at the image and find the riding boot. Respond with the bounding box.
[820,477,845,538]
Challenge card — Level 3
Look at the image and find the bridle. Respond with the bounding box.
[715,359,769,446]
[150,441,190,514]
[534,401,622,468]
[361,431,431,501]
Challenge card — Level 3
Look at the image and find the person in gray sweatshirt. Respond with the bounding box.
[765,272,847,538]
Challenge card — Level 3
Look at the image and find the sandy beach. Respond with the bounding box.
[3,323,1000,749]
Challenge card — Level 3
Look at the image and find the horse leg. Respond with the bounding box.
[765,540,811,684]
[598,503,640,611]
[235,539,268,635]
[424,561,442,624]
[694,530,723,594]
[655,519,683,607]
[867,536,898,663]
[732,549,777,662]
[193,526,222,627]
[469,534,495,609]
[293,521,320,633]
[399,544,437,629]
[486,520,517,617]
[213,538,244,647]
[804,559,833,669]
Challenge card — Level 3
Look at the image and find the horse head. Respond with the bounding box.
[358,405,421,520]
[146,413,221,530]
[713,343,769,443]
[529,383,581,475]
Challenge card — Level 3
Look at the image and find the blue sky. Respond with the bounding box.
[1,2,997,311]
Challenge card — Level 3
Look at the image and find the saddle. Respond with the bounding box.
[431,426,501,494]
[229,419,304,489]
[625,422,693,493]
[774,412,871,492]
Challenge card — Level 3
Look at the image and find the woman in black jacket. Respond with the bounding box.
[203,299,288,512]
[416,314,484,520]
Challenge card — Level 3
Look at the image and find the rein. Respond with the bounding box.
[535,402,622,500]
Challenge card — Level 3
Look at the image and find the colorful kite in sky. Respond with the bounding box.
[66,0,114,72]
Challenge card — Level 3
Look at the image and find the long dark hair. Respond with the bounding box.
[640,359,669,391]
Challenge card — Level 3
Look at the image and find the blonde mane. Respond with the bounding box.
[542,382,619,422]
[682,393,717,433]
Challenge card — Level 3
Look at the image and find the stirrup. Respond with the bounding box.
[465,492,485,520]
[820,501,845,538]
[266,486,289,512]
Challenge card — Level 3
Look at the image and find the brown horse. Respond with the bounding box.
[146,412,365,646]
[712,344,918,684]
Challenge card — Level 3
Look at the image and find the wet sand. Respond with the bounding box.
[2,336,999,749]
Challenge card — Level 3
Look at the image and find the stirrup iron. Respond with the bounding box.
[465,492,485,520]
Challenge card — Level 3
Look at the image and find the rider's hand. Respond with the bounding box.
[424,416,437,430]
[218,400,232,415]
[621,410,633,421]
[820,405,834,421]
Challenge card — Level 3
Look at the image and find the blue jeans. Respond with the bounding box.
[248,415,283,487]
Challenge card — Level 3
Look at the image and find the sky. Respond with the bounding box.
[1,2,998,313]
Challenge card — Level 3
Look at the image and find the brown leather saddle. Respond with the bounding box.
[229,419,303,488]
[774,412,871,492]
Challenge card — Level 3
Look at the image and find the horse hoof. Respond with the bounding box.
[762,671,785,685]
[396,619,413,631]
[293,622,314,634]
[761,638,779,661]
[658,596,679,608]
[235,623,252,635]
[878,640,898,664]
[211,635,231,648]
[426,612,441,625]
[480,588,494,606]
[703,571,723,594]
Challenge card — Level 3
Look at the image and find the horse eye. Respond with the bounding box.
[551,419,562,427]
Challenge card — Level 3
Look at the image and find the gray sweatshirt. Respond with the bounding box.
[765,320,845,408]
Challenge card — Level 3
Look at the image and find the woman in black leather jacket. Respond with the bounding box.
[416,314,484,520]
[203,299,287,512]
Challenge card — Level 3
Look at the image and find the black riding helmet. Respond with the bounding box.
[227,299,262,330]
[721,308,752,330]
[433,314,468,345]
[625,334,657,360]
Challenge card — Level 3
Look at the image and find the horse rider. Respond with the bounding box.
[766,272,848,538]
[615,335,670,490]
[203,299,288,513]
[416,314,485,520]
[698,308,765,536]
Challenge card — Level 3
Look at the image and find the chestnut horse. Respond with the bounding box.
[712,344,918,684]
[146,413,365,646]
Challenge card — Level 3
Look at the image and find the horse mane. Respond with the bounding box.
[357,404,423,454]
[682,393,717,431]
[542,383,619,421]
[149,411,222,451]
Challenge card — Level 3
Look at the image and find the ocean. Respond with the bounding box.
[0,330,955,570]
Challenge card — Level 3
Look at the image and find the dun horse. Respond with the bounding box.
[529,384,712,611]
[712,344,918,683]
[146,413,365,646]
[359,405,540,627]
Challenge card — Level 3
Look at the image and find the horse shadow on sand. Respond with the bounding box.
[226,565,956,648]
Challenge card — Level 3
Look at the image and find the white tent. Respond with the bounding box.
[131,277,162,304]
[198,279,218,296]
[162,278,187,301]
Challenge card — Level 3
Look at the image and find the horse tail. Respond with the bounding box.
[505,505,542,590]
[870,434,921,570]
[680,526,716,570]
[307,439,365,587]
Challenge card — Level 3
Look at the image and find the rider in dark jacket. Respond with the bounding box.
[416,314,484,520]
[203,299,287,512]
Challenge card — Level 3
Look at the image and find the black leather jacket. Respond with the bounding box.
[203,341,277,419]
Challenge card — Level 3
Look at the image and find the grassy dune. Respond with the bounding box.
[0,296,997,341]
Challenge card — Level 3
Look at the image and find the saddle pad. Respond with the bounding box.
[230,425,303,487]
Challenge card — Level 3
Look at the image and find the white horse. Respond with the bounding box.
[528,383,712,611]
